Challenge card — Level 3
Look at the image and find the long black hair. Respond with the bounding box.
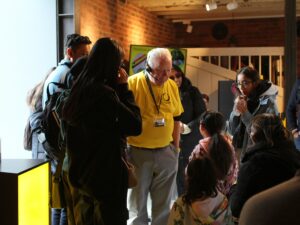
[62,37,123,122]
[200,111,233,180]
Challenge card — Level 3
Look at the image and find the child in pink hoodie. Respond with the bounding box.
[189,111,238,196]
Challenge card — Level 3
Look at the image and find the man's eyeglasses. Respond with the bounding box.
[236,80,253,88]
[153,68,172,75]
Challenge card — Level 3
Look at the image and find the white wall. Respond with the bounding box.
[0,1,56,158]
[186,57,236,112]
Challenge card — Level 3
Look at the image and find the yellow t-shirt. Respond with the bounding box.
[127,71,184,148]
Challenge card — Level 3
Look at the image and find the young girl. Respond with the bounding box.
[190,111,238,196]
[168,157,232,225]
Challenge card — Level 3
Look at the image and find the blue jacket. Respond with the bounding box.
[42,59,72,108]
[286,78,300,131]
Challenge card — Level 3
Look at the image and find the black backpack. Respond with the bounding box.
[38,81,68,160]
[36,61,72,160]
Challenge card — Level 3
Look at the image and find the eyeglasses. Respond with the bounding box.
[169,73,182,80]
[153,68,172,75]
[236,80,253,88]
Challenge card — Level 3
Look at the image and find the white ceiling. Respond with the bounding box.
[128,0,300,23]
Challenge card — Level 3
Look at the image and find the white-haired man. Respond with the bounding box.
[127,48,184,225]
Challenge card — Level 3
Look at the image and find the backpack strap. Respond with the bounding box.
[60,61,72,68]
[46,82,66,101]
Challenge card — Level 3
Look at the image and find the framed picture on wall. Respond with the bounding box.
[129,45,187,76]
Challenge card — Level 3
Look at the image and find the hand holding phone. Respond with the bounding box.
[231,82,242,97]
[117,67,128,84]
[235,96,248,114]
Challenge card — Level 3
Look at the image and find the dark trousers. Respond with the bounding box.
[176,153,189,196]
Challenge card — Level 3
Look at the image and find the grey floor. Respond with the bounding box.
[127,188,177,225]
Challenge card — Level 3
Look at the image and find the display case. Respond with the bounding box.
[0,159,50,225]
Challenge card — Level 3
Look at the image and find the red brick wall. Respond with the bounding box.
[174,18,285,47]
[174,18,300,76]
[77,2,299,75]
[77,0,175,60]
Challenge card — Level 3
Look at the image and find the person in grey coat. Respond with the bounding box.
[227,66,279,162]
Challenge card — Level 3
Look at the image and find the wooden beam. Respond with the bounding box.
[284,0,297,111]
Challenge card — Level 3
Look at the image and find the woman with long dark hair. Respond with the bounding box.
[230,114,300,221]
[62,37,142,225]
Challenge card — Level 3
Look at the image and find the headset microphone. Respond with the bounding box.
[145,62,159,81]
[145,62,152,73]
[150,73,159,81]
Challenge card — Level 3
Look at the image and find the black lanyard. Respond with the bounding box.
[145,72,162,114]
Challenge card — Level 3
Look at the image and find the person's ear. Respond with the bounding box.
[66,47,74,61]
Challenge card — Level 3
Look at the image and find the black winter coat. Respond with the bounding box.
[179,77,206,158]
[65,83,141,221]
[230,141,300,218]
[286,78,300,131]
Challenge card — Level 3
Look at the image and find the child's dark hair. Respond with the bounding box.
[208,134,233,180]
[183,157,218,204]
[200,110,225,136]
[200,111,233,180]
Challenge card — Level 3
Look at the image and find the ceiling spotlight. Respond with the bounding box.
[206,0,217,11]
[186,24,193,33]
[227,0,238,11]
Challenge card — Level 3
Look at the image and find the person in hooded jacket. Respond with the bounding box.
[227,66,279,162]
[170,65,207,196]
[230,114,300,222]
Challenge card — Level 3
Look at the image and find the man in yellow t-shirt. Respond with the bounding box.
[127,48,184,225]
